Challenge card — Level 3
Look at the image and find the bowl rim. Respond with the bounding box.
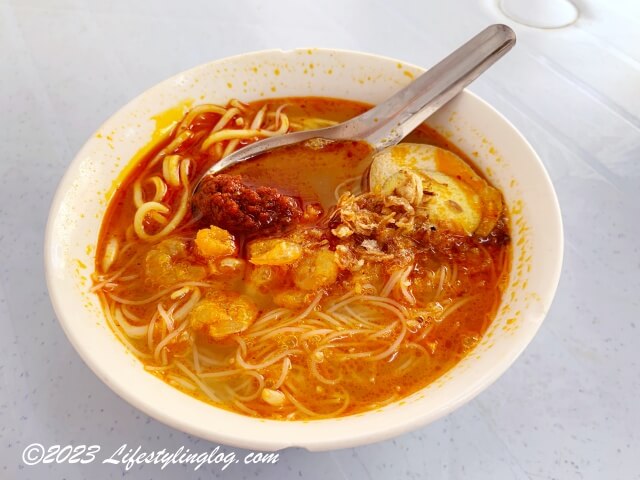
[44,47,564,451]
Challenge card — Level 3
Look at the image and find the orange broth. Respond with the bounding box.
[94,97,510,419]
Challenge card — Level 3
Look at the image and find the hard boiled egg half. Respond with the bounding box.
[369,143,503,236]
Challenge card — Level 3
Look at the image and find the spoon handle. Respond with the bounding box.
[340,24,516,149]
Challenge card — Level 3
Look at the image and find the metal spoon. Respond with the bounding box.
[193,24,516,193]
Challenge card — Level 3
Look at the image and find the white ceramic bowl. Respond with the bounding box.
[45,49,563,451]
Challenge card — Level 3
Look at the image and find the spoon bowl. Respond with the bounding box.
[193,24,516,197]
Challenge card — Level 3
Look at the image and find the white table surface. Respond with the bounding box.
[1,0,639,478]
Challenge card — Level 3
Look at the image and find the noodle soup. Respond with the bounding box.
[93,97,510,420]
